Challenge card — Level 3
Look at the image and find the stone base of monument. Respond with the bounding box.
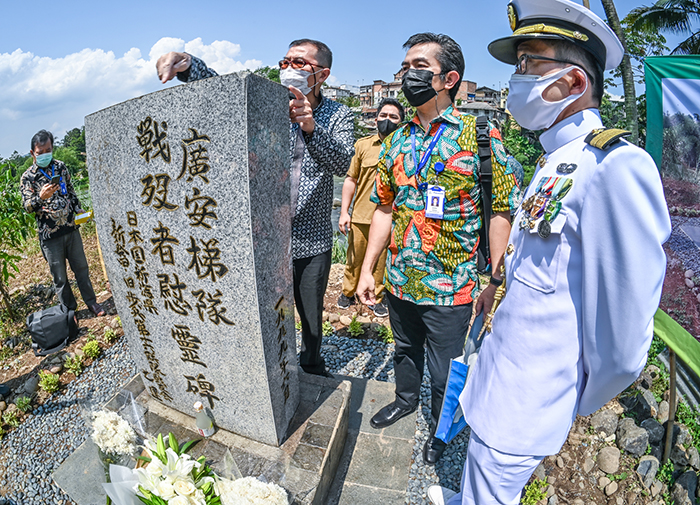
[53,370,350,505]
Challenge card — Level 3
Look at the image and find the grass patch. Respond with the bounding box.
[378,324,394,344]
[65,355,84,376]
[38,370,59,394]
[15,396,31,413]
[348,316,365,337]
[521,479,547,505]
[82,340,101,360]
[322,321,334,337]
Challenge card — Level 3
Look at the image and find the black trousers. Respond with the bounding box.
[386,292,472,426]
[294,250,332,374]
[40,229,97,311]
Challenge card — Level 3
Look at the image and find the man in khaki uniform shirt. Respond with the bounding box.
[338,98,404,317]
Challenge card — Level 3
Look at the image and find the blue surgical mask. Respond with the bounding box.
[35,152,53,168]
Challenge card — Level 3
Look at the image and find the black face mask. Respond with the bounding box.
[402,69,441,107]
[377,119,399,137]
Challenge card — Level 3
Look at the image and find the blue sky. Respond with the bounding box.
[0,0,681,158]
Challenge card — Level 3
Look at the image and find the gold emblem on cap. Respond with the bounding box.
[508,4,518,31]
[513,24,590,42]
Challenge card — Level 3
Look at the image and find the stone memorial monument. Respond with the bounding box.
[85,72,299,446]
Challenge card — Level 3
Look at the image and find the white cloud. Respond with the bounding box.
[0,38,262,157]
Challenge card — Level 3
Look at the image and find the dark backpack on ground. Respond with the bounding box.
[26,305,79,356]
[475,116,493,275]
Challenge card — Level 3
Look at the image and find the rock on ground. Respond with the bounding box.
[596,446,620,474]
[636,455,660,489]
[616,417,649,457]
[591,409,618,436]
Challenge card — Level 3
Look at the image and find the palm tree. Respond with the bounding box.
[629,0,700,54]
[600,0,639,144]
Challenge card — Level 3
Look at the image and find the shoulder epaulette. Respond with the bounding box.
[584,128,632,150]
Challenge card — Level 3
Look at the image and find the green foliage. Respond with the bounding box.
[332,233,348,264]
[103,327,117,343]
[676,400,700,447]
[657,459,675,487]
[337,95,369,140]
[348,316,365,337]
[86,329,96,342]
[599,94,626,130]
[0,168,36,315]
[628,0,698,55]
[0,346,13,362]
[59,127,86,160]
[253,66,280,83]
[38,370,59,394]
[378,324,394,344]
[662,111,700,182]
[501,119,543,187]
[397,90,415,120]
[65,354,84,376]
[82,340,101,360]
[607,471,629,481]
[521,478,547,505]
[322,321,334,337]
[114,316,122,328]
[2,410,19,428]
[295,320,302,330]
[15,396,31,413]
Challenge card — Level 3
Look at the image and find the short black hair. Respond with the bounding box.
[548,39,603,105]
[403,33,465,102]
[289,39,333,69]
[377,98,406,122]
[31,130,54,152]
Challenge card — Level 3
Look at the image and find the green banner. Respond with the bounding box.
[645,55,700,169]
[654,308,700,377]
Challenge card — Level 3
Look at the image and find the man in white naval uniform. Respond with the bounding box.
[428,0,671,503]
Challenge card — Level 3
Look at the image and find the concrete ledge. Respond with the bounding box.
[53,369,350,505]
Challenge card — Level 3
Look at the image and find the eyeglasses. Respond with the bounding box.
[515,54,579,74]
[278,57,325,70]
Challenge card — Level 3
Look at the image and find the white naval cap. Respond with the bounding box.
[488,0,624,71]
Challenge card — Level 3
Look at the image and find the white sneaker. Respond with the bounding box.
[427,485,458,505]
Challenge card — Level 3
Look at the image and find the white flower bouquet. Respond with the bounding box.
[103,433,289,505]
[91,409,138,458]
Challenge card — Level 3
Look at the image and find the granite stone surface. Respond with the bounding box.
[85,72,297,446]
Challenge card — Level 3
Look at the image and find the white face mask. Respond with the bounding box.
[280,67,323,96]
[506,66,588,130]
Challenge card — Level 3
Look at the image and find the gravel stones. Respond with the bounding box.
[657,400,670,424]
[605,481,618,496]
[583,457,595,473]
[636,455,660,489]
[591,409,618,436]
[672,470,698,505]
[641,418,665,444]
[633,389,659,421]
[596,446,620,474]
[616,418,649,456]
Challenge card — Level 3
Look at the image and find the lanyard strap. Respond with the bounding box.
[38,162,56,182]
[411,123,447,180]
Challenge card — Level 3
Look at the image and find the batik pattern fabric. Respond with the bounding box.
[179,55,355,260]
[20,160,83,242]
[371,107,520,306]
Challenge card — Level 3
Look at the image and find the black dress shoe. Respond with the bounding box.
[370,402,416,429]
[423,433,447,465]
[303,367,334,379]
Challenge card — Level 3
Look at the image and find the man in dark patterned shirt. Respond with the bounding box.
[20,130,104,317]
[156,39,354,377]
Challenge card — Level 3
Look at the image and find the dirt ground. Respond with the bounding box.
[1,224,121,415]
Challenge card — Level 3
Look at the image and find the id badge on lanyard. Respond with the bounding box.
[425,185,445,219]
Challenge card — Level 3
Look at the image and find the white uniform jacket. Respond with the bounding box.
[461,109,671,456]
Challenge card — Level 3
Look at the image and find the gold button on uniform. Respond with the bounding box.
[506,244,514,255]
